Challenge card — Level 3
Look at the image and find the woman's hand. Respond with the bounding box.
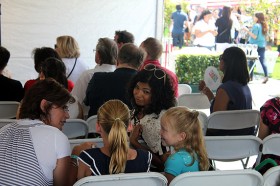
[199,80,215,101]
[72,142,96,156]
[129,124,142,144]
[199,80,206,91]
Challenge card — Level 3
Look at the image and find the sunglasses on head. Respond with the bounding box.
[144,64,166,84]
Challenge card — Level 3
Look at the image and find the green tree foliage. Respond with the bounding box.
[243,0,280,42]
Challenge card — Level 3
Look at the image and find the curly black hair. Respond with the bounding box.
[128,67,176,116]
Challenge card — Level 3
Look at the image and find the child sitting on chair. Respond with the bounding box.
[160,107,209,184]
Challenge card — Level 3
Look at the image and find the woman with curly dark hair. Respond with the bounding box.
[129,65,176,171]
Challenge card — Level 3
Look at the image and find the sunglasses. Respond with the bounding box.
[144,64,166,84]
[47,101,69,112]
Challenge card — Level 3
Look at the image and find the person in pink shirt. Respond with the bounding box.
[139,37,179,97]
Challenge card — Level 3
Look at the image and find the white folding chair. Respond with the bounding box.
[204,135,262,169]
[169,169,263,186]
[255,134,280,170]
[73,172,167,186]
[263,166,280,186]
[0,101,20,119]
[69,138,104,150]
[0,119,17,128]
[178,84,192,96]
[86,115,97,134]
[206,109,260,136]
[198,111,208,135]
[62,119,89,139]
[178,93,210,110]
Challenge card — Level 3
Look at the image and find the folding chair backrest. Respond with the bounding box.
[263,166,280,186]
[169,169,263,186]
[73,172,167,186]
[0,101,20,119]
[206,110,260,135]
[178,94,210,109]
[0,119,17,128]
[204,135,262,161]
[62,119,89,139]
[262,134,280,156]
[86,115,97,134]
[198,111,208,135]
[255,134,280,166]
[178,84,192,96]
[69,138,104,150]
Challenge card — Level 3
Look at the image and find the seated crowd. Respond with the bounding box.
[0,29,279,185]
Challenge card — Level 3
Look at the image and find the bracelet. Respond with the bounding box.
[71,154,79,160]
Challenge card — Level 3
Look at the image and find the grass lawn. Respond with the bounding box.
[271,56,280,79]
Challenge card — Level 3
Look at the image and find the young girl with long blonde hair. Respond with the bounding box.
[160,106,209,184]
[73,100,152,180]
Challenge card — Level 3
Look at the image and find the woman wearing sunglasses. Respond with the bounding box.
[199,47,252,136]
[0,79,75,185]
[129,65,176,171]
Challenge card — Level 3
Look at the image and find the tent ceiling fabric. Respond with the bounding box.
[1,0,163,84]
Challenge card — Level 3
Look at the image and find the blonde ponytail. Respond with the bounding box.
[97,100,130,174]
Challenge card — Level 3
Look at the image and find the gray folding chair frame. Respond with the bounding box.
[169,169,263,186]
[263,165,280,186]
[256,134,280,166]
[178,84,192,96]
[86,115,97,134]
[204,135,262,169]
[73,172,167,186]
[62,119,89,139]
[206,109,260,136]
[0,101,20,119]
[178,93,210,110]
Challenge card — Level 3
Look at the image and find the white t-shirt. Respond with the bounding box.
[193,19,216,47]
[62,57,90,83]
[21,120,71,181]
[71,64,116,104]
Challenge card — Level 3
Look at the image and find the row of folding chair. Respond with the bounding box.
[62,116,98,139]
[0,101,20,119]
[195,109,260,136]
[72,168,280,186]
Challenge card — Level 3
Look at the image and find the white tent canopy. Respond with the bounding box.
[1,0,163,84]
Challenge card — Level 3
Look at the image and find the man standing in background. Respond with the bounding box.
[171,5,188,49]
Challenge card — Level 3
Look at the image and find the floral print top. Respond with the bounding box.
[260,97,280,134]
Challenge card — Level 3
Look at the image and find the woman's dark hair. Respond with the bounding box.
[128,68,176,115]
[40,57,68,89]
[221,47,249,85]
[198,9,212,21]
[32,47,61,73]
[19,78,75,121]
[96,38,118,65]
[222,6,232,28]
[255,12,268,35]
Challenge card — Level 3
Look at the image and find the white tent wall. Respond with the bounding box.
[1,0,164,84]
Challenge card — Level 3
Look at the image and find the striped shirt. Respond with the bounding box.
[0,122,52,185]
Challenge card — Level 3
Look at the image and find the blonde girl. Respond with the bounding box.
[72,100,152,180]
[160,106,209,184]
